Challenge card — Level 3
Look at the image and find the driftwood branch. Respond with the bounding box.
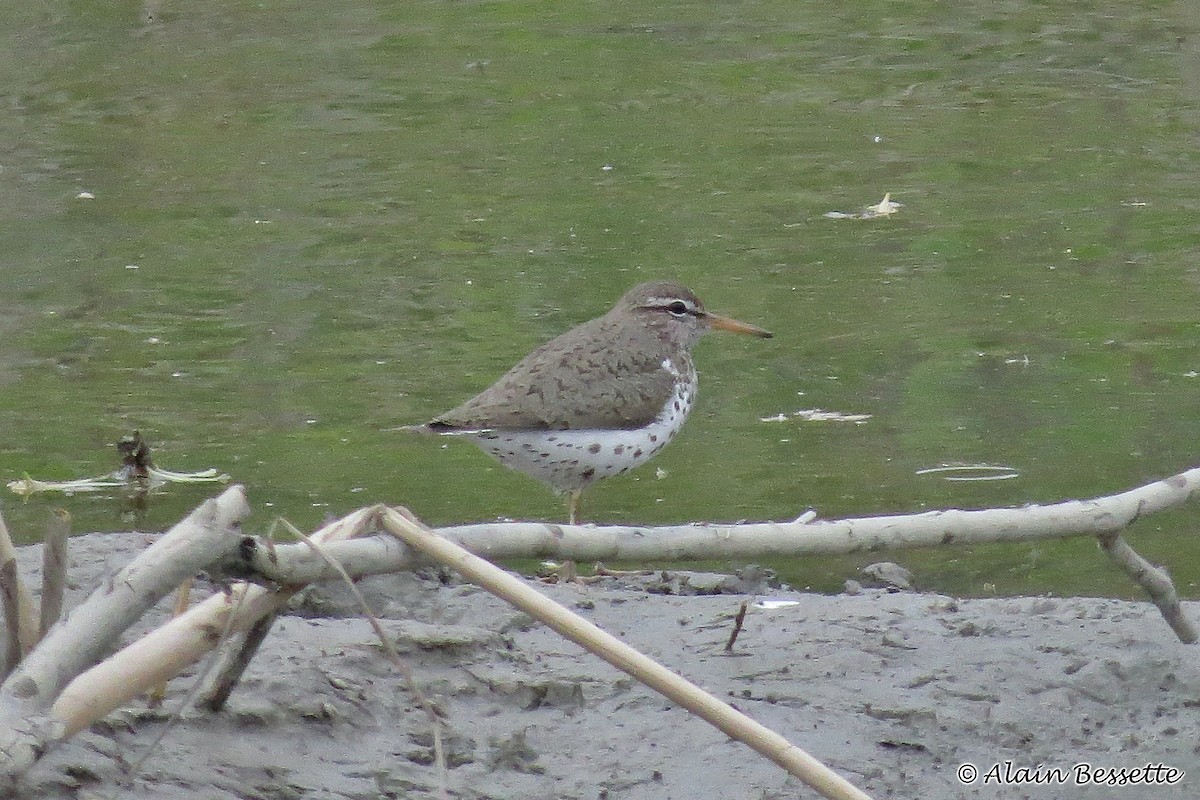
[0,485,251,781]
[6,486,251,710]
[196,612,276,713]
[379,508,873,800]
[39,510,70,639]
[52,583,268,738]
[0,513,38,663]
[0,561,21,679]
[49,506,379,739]
[1097,533,1197,643]
[221,467,1200,584]
[210,468,1200,642]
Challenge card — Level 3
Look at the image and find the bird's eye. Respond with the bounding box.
[666,301,690,317]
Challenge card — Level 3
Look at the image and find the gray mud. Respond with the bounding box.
[11,534,1200,799]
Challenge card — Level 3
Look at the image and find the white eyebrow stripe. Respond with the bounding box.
[645,296,697,309]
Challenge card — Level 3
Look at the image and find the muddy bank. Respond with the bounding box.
[11,533,1200,799]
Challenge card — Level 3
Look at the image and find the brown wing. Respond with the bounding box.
[428,313,679,432]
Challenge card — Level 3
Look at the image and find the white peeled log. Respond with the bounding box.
[51,581,277,737]
[1097,532,1196,643]
[49,505,379,738]
[213,467,1200,645]
[0,485,250,781]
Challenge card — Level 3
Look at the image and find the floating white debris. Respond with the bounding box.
[822,193,903,220]
[146,466,230,484]
[761,409,872,424]
[866,193,902,216]
[8,466,230,497]
[7,476,126,496]
[794,409,872,423]
[915,464,1020,482]
[753,598,802,610]
[76,191,95,200]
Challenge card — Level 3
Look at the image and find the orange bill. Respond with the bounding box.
[705,312,773,338]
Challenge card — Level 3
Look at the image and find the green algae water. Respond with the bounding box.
[3,1,1200,598]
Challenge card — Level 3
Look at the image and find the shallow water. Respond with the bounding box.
[3,1,1200,597]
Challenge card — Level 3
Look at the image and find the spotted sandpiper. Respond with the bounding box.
[411,280,772,523]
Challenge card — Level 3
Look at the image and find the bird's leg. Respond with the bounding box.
[567,489,582,525]
[558,489,583,582]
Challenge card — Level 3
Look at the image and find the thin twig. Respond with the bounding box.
[725,601,749,652]
[197,612,277,713]
[1096,533,1198,643]
[198,520,287,711]
[379,507,873,800]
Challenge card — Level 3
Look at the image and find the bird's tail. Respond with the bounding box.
[386,421,493,436]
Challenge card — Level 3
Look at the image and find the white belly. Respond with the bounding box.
[469,378,695,492]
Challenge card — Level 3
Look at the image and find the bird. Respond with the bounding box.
[410,280,772,524]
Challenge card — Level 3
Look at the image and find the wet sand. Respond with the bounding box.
[14,533,1200,799]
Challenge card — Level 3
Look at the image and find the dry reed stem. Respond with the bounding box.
[379,507,874,800]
